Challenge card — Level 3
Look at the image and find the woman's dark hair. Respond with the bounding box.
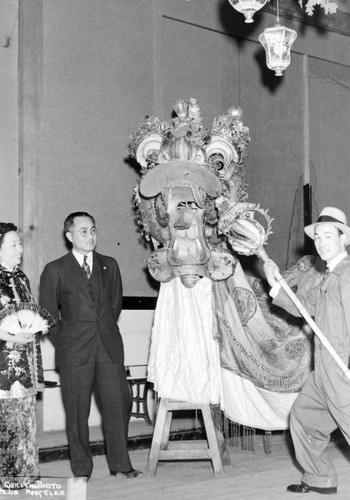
[0,222,17,247]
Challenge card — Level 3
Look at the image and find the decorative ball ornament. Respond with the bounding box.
[259,23,297,76]
[227,106,243,121]
[228,0,268,23]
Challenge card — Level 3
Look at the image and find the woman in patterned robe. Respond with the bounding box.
[0,223,44,490]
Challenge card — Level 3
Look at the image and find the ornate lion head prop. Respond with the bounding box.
[128,97,256,288]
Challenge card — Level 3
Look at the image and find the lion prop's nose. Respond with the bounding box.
[173,208,194,230]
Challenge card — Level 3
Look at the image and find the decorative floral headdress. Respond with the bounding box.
[128,97,251,242]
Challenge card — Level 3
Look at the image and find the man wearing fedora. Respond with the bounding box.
[264,206,350,495]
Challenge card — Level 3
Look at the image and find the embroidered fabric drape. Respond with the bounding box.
[148,256,321,430]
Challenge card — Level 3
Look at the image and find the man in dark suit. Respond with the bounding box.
[39,211,142,480]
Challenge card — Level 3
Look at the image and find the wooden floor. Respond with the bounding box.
[7,431,350,500]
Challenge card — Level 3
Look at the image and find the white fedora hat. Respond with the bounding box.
[304,207,350,245]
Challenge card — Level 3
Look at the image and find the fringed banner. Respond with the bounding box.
[212,258,319,393]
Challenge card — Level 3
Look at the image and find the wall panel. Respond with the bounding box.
[240,44,306,268]
[308,57,350,221]
[0,0,18,223]
[40,0,156,296]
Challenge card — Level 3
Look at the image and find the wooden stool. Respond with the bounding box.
[146,398,229,477]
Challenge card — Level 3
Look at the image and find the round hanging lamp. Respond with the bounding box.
[227,0,268,23]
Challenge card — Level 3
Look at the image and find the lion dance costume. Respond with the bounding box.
[129,98,318,435]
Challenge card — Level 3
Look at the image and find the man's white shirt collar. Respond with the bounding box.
[327,251,347,272]
[72,249,93,270]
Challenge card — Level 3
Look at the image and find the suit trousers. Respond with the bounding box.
[59,336,132,477]
[290,370,350,489]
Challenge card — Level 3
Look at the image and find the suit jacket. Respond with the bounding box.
[39,251,125,367]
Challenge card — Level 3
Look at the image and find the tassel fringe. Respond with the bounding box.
[213,406,276,455]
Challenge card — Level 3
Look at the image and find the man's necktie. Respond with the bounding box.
[82,255,91,279]
[321,267,330,286]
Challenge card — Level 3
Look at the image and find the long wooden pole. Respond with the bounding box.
[217,200,350,381]
[259,250,350,381]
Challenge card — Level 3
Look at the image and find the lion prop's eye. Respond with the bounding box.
[177,201,199,210]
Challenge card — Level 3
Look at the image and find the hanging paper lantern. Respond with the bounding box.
[259,23,297,76]
[228,0,268,23]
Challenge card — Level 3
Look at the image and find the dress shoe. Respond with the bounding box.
[287,482,337,494]
[110,468,143,479]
